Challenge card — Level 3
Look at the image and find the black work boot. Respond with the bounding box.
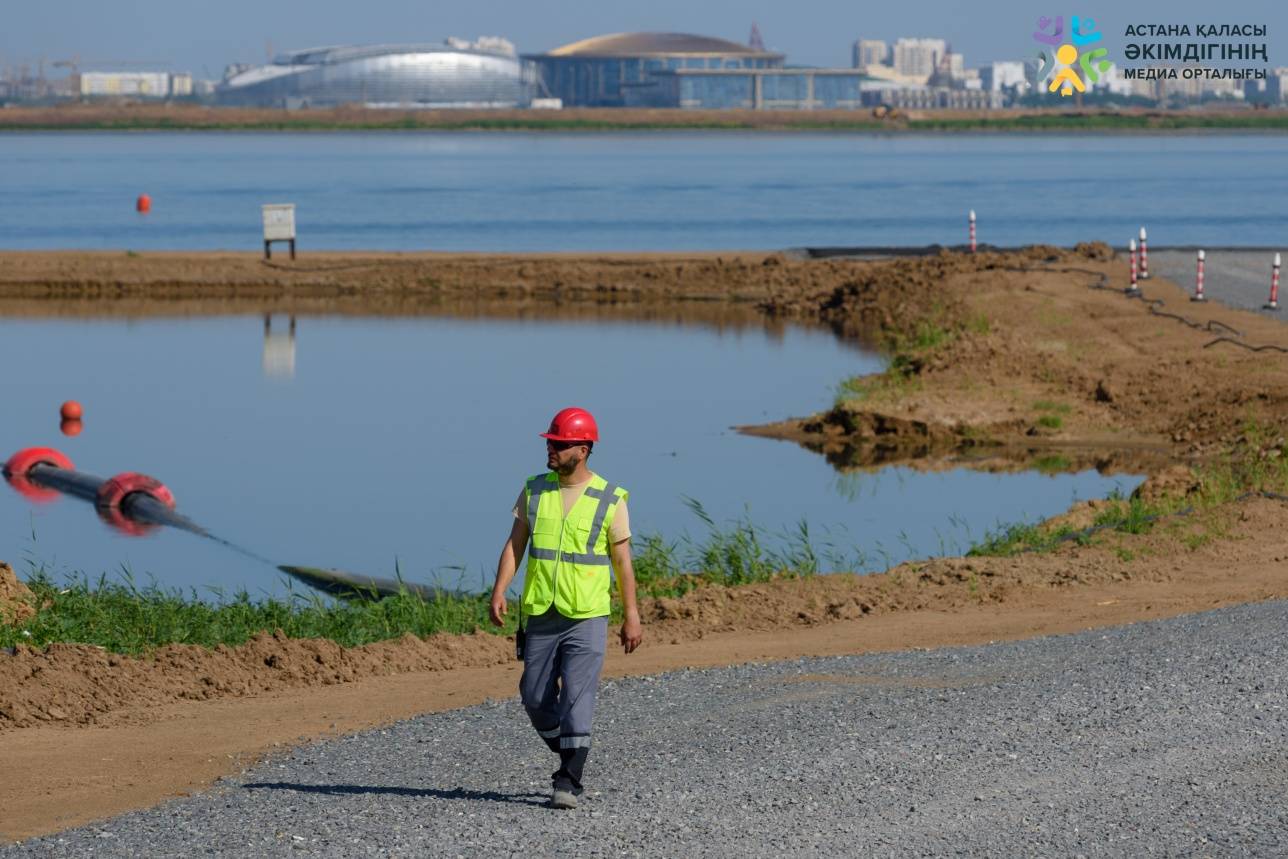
[553,747,589,795]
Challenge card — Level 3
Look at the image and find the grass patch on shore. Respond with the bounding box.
[969,427,1288,558]
[2,503,842,655]
[834,318,956,407]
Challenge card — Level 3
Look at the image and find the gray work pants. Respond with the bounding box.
[519,608,607,792]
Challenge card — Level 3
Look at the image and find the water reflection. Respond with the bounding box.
[0,311,1138,599]
[262,315,297,380]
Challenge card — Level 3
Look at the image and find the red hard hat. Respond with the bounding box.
[540,407,599,442]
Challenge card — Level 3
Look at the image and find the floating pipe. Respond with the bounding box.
[5,446,449,601]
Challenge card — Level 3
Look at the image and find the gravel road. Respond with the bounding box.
[8,600,1288,858]
[1148,249,1286,320]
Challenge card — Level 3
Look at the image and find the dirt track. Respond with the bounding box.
[2,246,1288,840]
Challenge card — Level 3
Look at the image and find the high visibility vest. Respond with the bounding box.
[521,472,628,619]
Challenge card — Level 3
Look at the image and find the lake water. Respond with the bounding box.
[2,130,1177,598]
[0,314,1138,598]
[1,132,1286,251]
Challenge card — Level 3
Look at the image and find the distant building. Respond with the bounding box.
[525,32,784,107]
[1246,67,1288,104]
[169,73,194,97]
[632,67,873,109]
[852,39,888,70]
[80,72,171,98]
[980,61,1026,92]
[217,39,533,108]
[892,38,947,81]
[863,84,1001,110]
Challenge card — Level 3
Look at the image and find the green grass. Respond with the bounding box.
[834,318,955,407]
[2,502,845,655]
[0,570,497,654]
[969,423,1288,558]
[1037,414,1064,429]
[966,520,1085,557]
[1030,454,1072,475]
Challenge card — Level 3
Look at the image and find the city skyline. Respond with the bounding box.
[2,0,1284,79]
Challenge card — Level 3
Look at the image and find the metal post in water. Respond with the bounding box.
[968,210,976,253]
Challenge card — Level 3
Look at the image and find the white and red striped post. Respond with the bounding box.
[1267,252,1282,311]
[1138,227,1150,279]
[1192,249,1206,302]
[1127,238,1139,294]
[969,210,977,253]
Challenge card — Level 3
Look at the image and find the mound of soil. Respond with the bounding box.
[0,563,36,626]
[0,627,511,731]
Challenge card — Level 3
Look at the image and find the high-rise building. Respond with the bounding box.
[981,61,1026,92]
[852,39,888,70]
[892,38,947,81]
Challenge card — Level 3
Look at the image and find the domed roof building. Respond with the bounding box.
[525,32,785,107]
[217,39,534,108]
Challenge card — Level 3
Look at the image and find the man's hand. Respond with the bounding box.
[490,592,508,627]
[619,610,643,654]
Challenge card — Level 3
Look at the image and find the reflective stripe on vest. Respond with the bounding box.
[521,472,628,619]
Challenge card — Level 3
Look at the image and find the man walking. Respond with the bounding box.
[490,406,643,810]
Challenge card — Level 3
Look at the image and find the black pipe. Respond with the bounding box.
[21,461,449,601]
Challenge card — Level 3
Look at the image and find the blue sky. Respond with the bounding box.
[2,0,1284,79]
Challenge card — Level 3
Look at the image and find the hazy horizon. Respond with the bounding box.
[2,0,1283,80]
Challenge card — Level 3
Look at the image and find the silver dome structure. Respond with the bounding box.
[218,40,535,108]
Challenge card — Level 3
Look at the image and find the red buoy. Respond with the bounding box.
[96,471,176,511]
[60,400,83,421]
[4,446,74,479]
[3,446,75,504]
[136,194,152,214]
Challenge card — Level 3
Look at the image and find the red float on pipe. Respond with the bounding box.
[60,400,83,421]
[136,194,152,214]
[96,472,176,511]
[3,446,75,503]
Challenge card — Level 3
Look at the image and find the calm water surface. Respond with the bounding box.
[1,132,1285,251]
[0,314,1137,597]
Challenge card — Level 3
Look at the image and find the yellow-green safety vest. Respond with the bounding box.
[521,472,628,619]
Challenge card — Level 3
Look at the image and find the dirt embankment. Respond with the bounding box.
[0,249,861,309]
[0,563,36,626]
[745,245,1288,469]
